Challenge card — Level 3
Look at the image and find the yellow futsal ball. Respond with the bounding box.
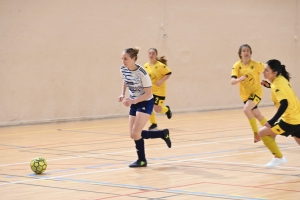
[30,157,47,174]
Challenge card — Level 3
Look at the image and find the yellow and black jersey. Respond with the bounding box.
[271,75,300,124]
[231,60,264,101]
[144,61,171,96]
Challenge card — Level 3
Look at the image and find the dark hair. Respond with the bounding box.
[266,59,291,81]
[149,48,167,65]
[124,47,140,61]
[238,44,252,59]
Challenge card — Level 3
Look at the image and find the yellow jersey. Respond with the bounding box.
[144,61,171,96]
[231,60,264,101]
[271,75,300,124]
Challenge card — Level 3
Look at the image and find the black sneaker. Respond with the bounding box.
[129,160,147,168]
[162,129,171,148]
[148,123,158,130]
[166,105,172,119]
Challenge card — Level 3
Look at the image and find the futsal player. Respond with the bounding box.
[259,59,300,168]
[118,47,171,168]
[143,48,172,130]
[231,44,268,143]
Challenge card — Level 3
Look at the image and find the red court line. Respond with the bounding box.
[201,181,300,193]
[187,162,300,172]
[95,182,206,200]
[95,180,300,200]
[257,180,300,187]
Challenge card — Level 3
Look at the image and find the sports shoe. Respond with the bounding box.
[129,160,147,168]
[162,129,171,148]
[265,156,287,168]
[148,123,158,130]
[166,105,172,119]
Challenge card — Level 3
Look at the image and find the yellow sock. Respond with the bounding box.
[249,118,258,137]
[261,136,283,158]
[160,106,168,114]
[149,112,157,124]
[259,117,267,126]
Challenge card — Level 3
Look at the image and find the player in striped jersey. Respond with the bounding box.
[118,47,171,168]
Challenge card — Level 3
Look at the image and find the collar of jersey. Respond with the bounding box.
[128,64,141,71]
[240,60,252,67]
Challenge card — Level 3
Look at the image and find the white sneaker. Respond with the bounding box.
[265,156,287,168]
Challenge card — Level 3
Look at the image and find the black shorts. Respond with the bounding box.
[271,119,300,138]
[153,94,165,106]
[243,94,261,110]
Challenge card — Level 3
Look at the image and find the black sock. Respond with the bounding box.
[135,138,146,162]
[141,129,165,139]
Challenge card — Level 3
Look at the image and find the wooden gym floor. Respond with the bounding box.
[0,106,299,200]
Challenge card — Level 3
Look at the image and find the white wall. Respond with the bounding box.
[0,0,299,126]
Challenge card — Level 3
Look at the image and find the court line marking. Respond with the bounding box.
[92,179,267,200]
[0,128,253,154]
[0,125,249,150]
[189,159,300,170]
[0,110,275,137]
[0,137,256,167]
[163,189,267,200]
[1,137,298,168]
[0,146,299,186]
[57,178,270,200]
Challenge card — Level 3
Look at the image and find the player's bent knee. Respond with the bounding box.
[131,129,142,140]
[258,127,267,137]
[243,108,251,116]
[153,106,161,113]
[253,112,260,118]
[132,134,142,140]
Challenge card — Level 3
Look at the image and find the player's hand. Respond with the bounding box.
[261,80,271,88]
[118,95,125,102]
[123,98,133,107]
[264,122,271,128]
[239,75,247,82]
[156,80,163,86]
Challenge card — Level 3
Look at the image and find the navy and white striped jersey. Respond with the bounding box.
[120,64,152,99]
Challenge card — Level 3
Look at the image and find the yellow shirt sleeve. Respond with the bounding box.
[256,62,264,73]
[273,86,287,102]
[231,63,239,78]
[160,65,171,75]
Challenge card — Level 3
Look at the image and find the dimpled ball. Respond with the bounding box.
[30,157,47,174]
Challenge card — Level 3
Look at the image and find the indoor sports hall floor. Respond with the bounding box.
[0,106,299,200]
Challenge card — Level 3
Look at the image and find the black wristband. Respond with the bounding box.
[262,81,271,88]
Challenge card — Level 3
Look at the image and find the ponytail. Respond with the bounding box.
[266,59,291,81]
[157,56,167,65]
[281,65,291,81]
